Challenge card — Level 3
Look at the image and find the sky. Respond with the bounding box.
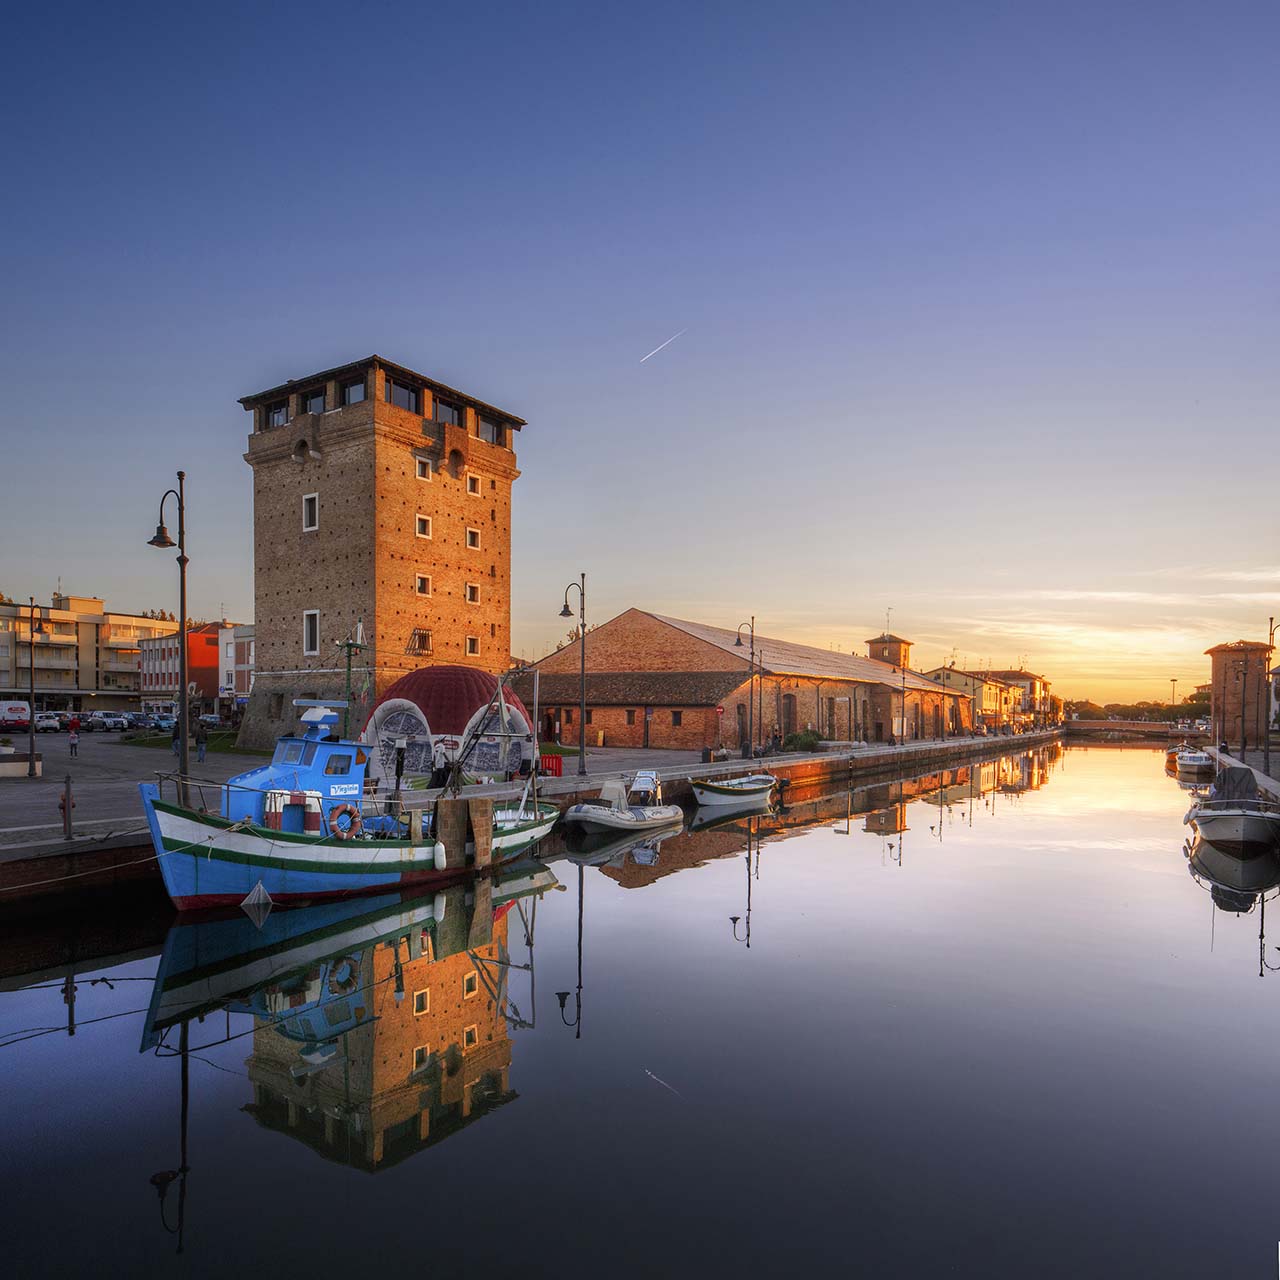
[1,0,1276,702]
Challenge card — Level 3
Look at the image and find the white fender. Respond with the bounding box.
[433,891,447,921]
[433,840,447,872]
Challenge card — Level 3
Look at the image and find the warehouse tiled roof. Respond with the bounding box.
[510,670,748,708]
[649,613,954,694]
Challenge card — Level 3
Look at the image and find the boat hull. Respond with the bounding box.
[140,785,557,910]
[1190,809,1280,853]
[561,803,685,834]
[690,775,776,807]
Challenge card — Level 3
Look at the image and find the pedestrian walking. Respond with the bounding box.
[171,721,180,757]
[195,720,208,765]
[68,728,79,758]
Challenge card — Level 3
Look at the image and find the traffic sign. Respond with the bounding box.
[716,705,724,716]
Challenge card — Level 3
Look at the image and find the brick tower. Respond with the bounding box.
[865,632,912,668]
[237,356,524,748]
[1206,639,1273,752]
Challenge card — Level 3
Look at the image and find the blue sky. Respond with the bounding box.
[1,0,1276,698]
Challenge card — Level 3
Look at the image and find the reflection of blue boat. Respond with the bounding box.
[141,863,559,1050]
[139,703,557,909]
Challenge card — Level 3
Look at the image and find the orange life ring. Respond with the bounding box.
[328,955,361,994]
[329,803,362,840]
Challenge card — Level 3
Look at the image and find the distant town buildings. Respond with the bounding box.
[514,610,975,751]
[0,594,176,713]
[139,622,234,716]
[237,355,525,748]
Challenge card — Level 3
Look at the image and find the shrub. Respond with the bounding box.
[782,730,821,753]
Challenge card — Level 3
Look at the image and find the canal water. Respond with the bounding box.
[2,745,1276,1277]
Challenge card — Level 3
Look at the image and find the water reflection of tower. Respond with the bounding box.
[244,903,515,1170]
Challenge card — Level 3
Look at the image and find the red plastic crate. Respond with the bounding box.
[539,753,563,777]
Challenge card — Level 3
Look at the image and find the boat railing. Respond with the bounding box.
[153,770,452,819]
[1192,796,1280,815]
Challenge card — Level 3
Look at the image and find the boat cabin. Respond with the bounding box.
[223,705,371,834]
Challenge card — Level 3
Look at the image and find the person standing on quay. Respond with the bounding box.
[195,720,208,765]
[68,727,78,758]
[171,721,180,757]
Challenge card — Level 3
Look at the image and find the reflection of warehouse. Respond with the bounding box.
[244,889,514,1171]
[518,610,971,752]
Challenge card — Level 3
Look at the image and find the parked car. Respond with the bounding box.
[0,701,31,732]
[197,713,225,729]
[96,712,129,731]
[153,715,177,733]
[125,712,151,730]
[34,714,61,732]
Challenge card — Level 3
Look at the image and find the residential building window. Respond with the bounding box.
[302,493,318,531]
[466,636,480,657]
[465,583,480,604]
[478,415,500,444]
[463,971,478,998]
[564,708,573,726]
[413,989,429,1016]
[466,528,481,549]
[463,1024,479,1050]
[340,376,366,406]
[585,709,593,725]
[672,710,683,727]
[413,1046,429,1070]
[304,388,326,415]
[265,399,289,428]
[415,515,432,539]
[302,611,319,656]
[386,378,420,413]
[416,457,431,481]
[626,709,636,726]
[435,398,461,427]
[415,574,432,596]
[406,628,433,656]
[466,473,481,495]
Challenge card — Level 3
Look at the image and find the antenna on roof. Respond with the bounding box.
[885,607,892,633]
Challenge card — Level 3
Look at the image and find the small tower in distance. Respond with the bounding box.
[866,633,912,669]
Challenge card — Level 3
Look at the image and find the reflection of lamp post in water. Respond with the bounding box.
[149,1020,190,1254]
[729,817,760,945]
[556,864,585,1037]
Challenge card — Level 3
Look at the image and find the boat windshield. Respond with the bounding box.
[272,741,319,767]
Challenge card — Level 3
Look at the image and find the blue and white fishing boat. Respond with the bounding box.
[139,702,559,911]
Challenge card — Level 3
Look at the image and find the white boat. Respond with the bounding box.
[561,771,685,834]
[690,773,778,807]
[1184,766,1280,852]
[1176,749,1215,776]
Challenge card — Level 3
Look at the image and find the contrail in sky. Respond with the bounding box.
[639,328,687,363]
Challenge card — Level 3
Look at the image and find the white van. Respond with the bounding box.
[0,701,31,730]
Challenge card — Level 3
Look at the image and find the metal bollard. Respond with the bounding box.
[62,774,74,839]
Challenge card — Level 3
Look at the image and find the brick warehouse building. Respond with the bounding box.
[1206,639,1273,751]
[237,356,524,748]
[513,609,971,752]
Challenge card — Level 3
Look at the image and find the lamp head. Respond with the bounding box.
[148,524,176,549]
[735,634,744,647]
[555,991,570,1010]
[559,602,573,619]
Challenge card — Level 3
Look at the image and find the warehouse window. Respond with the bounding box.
[672,710,683,727]
[626,709,636,726]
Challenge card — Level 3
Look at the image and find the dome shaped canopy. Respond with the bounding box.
[362,665,531,787]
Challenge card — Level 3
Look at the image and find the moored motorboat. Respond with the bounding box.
[139,702,558,910]
[690,773,778,807]
[1176,749,1215,777]
[561,770,684,833]
[1184,766,1280,853]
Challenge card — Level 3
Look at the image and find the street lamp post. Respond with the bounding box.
[1267,617,1277,779]
[148,472,189,804]
[27,597,43,777]
[735,617,755,759]
[558,573,587,777]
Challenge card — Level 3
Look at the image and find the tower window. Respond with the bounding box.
[415,574,432,596]
[466,528,481,550]
[340,377,366,406]
[415,515,432,539]
[478,415,500,444]
[265,399,290,428]
[413,1046,429,1070]
[463,970,479,998]
[466,636,480,657]
[302,493,318,531]
[413,989,429,1015]
[386,379,420,413]
[435,398,461,427]
[406,628,433,656]
[466,474,481,495]
[416,457,431,481]
[463,1024,479,1050]
[302,610,319,656]
[465,583,480,604]
[304,388,326,415]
